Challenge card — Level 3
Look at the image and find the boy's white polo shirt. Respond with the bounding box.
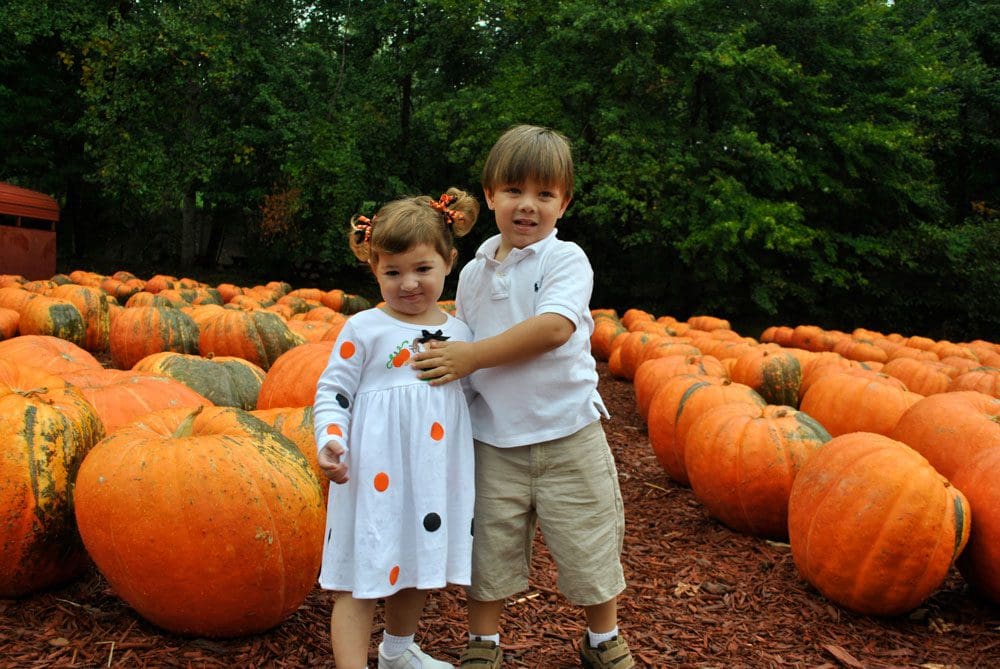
[456,230,609,448]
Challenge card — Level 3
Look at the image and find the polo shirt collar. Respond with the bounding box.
[475,229,560,265]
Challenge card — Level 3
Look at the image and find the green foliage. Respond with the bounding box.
[1,0,997,339]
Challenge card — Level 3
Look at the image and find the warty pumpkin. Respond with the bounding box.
[60,368,214,434]
[18,295,86,347]
[729,347,802,407]
[49,283,111,352]
[0,334,103,375]
[73,406,325,637]
[131,351,266,410]
[109,305,200,370]
[198,309,305,371]
[251,405,328,501]
[0,359,105,597]
[787,432,970,616]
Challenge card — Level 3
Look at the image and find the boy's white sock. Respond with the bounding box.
[470,632,500,646]
[587,626,619,648]
[381,631,415,658]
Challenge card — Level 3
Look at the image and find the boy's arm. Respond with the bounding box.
[413,312,574,385]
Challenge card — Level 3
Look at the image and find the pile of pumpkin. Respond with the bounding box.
[0,270,371,637]
[592,309,1000,617]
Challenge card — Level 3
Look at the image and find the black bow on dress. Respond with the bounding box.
[416,329,450,344]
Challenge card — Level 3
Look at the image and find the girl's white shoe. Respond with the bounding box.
[377,641,454,669]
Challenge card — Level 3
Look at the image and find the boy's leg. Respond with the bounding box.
[583,598,617,634]
[533,422,634,667]
[330,593,377,669]
[468,596,505,635]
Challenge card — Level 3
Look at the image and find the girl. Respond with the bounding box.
[313,189,479,669]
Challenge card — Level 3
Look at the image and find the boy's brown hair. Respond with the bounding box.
[481,125,574,199]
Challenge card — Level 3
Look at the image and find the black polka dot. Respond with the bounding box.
[336,393,350,409]
[423,513,441,532]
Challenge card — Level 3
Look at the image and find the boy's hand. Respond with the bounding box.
[318,440,349,484]
[411,341,477,385]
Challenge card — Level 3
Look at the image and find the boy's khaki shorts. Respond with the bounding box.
[468,420,626,606]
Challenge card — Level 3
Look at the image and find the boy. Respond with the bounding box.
[413,125,633,668]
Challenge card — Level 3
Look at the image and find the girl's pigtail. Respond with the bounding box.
[439,187,479,238]
[348,214,375,262]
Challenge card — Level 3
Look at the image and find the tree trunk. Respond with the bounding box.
[180,186,197,267]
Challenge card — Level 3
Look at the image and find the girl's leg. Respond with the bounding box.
[383,588,428,635]
[330,592,377,669]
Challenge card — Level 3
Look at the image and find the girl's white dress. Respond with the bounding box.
[312,308,474,598]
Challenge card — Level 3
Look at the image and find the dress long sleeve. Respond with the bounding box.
[313,320,365,456]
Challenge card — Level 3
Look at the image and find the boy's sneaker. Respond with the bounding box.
[378,641,454,668]
[458,639,502,668]
[579,634,635,669]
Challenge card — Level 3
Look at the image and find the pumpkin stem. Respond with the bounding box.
[16,386,51,400]
[173,405,205,438]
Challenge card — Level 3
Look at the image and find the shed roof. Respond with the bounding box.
[0,182,60,222]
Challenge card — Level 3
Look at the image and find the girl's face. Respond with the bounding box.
[374,242,455,324]
[485,177,571,261]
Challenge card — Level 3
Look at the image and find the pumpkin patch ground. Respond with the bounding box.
[1,364,998,668]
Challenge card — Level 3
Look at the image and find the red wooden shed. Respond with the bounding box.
[0,182,59,280]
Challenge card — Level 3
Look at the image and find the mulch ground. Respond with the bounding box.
[2,362,999,668]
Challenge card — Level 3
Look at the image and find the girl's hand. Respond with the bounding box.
[410,340,477,385]
[318,440,349,484]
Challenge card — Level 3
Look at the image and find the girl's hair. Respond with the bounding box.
[481,125,574,198]
[349,187,479,267]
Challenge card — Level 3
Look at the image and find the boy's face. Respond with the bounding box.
[485,178,571,256]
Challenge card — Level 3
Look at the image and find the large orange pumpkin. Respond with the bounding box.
[0,359,105,597]
[633,354,727,420]
[0,334,103,375]
[197,309,305,371]
[48,283,111,352]
[109,306,200,370]
[256,341,335,409]
[685,403,830,539]
[947,367,1000,398]
[880,357,953,396]
[0,307,18,340]
[646,374,765,486]
[132,351,266,410]
[251,405,328,501]
[728,347,802,406]
[61,368,213,434]
[799,369,923,437]
[73,406,325,637]
[890,391,1000,481]
[950,446,1000,604]
[18,295,86,346]
[787,432,970,616]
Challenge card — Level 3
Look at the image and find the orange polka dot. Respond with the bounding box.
[430,422,445,441]
[326,424,343,437]
[340,341,356,358]
[373,472,389,492]
[389,565,400,585]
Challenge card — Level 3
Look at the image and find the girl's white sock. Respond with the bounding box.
[470,632,501,646]
[381,631,415,658]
